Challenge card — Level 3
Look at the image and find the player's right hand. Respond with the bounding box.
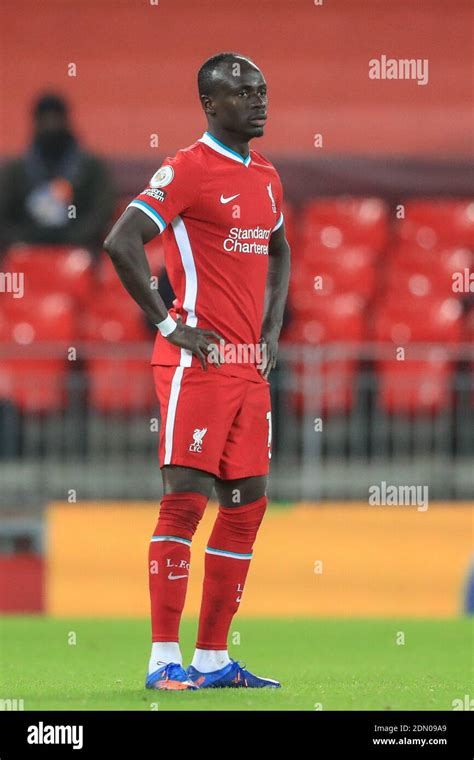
[164,315,224,371]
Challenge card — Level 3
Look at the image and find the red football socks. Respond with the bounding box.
[196,496,267,650]
[149,491,208,642]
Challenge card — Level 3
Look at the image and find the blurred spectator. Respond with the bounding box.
[0,93,115,254]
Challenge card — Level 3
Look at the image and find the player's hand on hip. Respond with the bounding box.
[165,315,224,371]
[258,329,279,379]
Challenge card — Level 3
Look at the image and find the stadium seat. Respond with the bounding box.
[375,270,460,311]
[377,354,454,413]
[281,294,365,413]
[97,240,165,297]
[81,286,153,342]
[465,307,474,409]
[466,306,474,342]
[3,245,94,307]
[372,297,463,344]
[386,246,473,297]
[0,293,75,412]
[289,264,368,317]
[292,245,378,300]
[372,298,461,413]
[281,332,358,414]
[82,290,155,412]
[86,357,155,413]
[300,197,389,250]
[395,199,474,248]
[95,253,131,302]
[300,242,378,266]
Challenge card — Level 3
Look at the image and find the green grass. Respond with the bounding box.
[0,617,472,710]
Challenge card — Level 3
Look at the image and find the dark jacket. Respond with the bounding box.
[0,141,115,252]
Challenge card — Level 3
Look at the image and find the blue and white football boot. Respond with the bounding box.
[186,658,281,688]
[146,662,199,690]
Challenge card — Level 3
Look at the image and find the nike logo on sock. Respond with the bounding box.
[168,573,189,580]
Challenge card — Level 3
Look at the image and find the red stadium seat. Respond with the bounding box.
[82,290,154,412]
[3,245,94,307]
[282,328,358,414]
[97,241,165,298]
[300,243,378,267]
[281,295,365,413]
[395,199,474,248]
[372,298,462,344]
[81,289,152,343]
[95,253,132,303]
[289,263,368,317]
[387,246,473,297]
[0,293,75,411]
[466,306,474,342]
[465,308,474,409]
[300,197,389,250]
[86,357,155,413]
[377,354,454,413]
[376,269,464,311]
[295,294,366,341]
[372,298,461,413]
[292,245,378,300]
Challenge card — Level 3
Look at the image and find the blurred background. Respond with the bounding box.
[0,0,472,621]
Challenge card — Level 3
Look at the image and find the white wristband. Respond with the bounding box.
[155,313,177,337]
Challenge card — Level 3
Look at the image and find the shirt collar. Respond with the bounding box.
[198,131,251,167]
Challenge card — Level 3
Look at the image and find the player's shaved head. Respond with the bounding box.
[198,52,267,141]
[197,52,259,97]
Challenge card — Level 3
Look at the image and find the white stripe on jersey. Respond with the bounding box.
[127,200,166,233]
[171,216,199,368]
[272,212,284,233]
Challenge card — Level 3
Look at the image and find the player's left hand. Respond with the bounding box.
[258,329,279,379]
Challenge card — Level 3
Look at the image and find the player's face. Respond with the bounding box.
[211,66,268,139]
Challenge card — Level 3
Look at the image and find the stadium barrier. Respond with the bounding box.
[45,500,472,618]
[0,343,472,504]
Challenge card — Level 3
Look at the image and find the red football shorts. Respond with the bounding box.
[153,365,272,480]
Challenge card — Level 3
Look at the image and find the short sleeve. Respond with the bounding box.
[127,150,203,233]
[271,171,284,233]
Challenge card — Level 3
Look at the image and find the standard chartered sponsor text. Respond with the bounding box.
[223,226,271,255]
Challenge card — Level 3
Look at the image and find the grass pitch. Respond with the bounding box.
[0,616,472,711]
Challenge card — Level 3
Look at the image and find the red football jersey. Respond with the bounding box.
[128,131,284,382]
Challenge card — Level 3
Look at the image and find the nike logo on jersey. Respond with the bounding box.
[220,193,240,204]
[168,573,188,581]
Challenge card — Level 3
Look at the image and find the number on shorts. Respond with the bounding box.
[266,410,272,459]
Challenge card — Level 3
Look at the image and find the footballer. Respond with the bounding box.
[104,52,291,689]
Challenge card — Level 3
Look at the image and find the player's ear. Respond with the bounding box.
[200,94,215,116]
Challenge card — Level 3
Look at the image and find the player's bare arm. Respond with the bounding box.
[259,221,291,379]
[104,207,223,370]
